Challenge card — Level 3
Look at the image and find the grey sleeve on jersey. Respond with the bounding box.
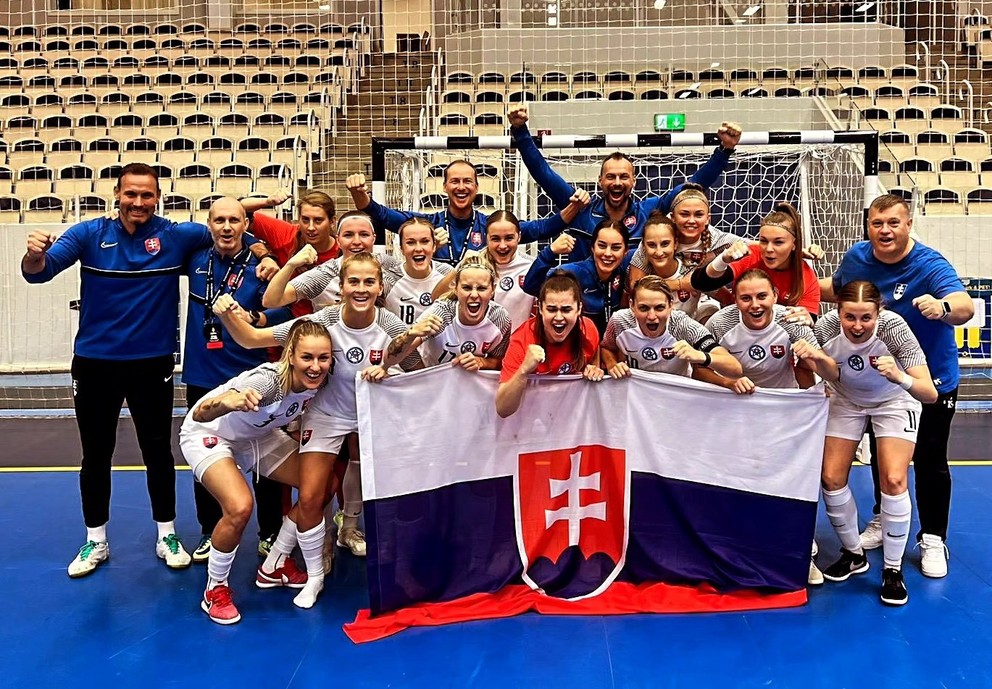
[814,311,842,347]
[880,312,929,370]
[435,262,455,276]
[233,368,282,404]
[379,310,424,371]
[488,305,513,358]
[419,300,456,340]
[783,320,820,348]
[670,311,718,351]
[271,309,336,345]
[602,317,620,350]
[291,263,336,301]
[629,246,647,271]
[705,307,737,342]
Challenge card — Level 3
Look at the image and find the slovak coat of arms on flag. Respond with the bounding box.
[515,444,629,600]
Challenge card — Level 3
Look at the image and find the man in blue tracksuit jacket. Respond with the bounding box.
[21,164,277,579]
[507,106,742,261]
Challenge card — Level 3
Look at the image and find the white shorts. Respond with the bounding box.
[180,430,299,482]
[297,407,353,455]
[826,394,923,443]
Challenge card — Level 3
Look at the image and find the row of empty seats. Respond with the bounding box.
[1,140,305,168]
[879,129,991,161]
[1,90,327,112]
[0,70,345,90]
[0,38,357,55]
[898,186,992,215]
[1,54,351,71]
[2,110,315,136]
[0,22,365,37]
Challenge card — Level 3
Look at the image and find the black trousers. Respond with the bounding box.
[71,355,177,527]
[186,385,288,539]
[870,386,957,542]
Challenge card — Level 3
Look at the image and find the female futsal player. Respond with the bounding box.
[381,217,454,326]
[815,280,937,605]
[180,319,331,624]
[496,271,603,417]
[622,214,701,318]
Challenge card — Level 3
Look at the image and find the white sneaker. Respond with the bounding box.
[337,527,367,557]
[808,558,824,586]
[860,515,883,550]
[918,534,949,578]
[67,540,109,578]
[156,533,192,569]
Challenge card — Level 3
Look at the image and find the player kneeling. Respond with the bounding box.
[180,320,332,624]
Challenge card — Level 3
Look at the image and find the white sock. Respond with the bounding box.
[207,544,238,589]
[156,520,176,540]
[822,485,863,554]
[880,490,912,570]
[86,524,108,543]
[262,516,297,572]
[293,520,325,609]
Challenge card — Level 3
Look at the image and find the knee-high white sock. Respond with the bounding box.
[293,519,325,609]
[880,490,912,570]
[342,458,362,529]
[207,545,238,589]
[262,516,297,572]
[822,485,863,554]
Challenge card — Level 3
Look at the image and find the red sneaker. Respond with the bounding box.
[256,557,308,590]
[201,585,241,625]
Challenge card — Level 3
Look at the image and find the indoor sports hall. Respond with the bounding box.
[2,0,992,685]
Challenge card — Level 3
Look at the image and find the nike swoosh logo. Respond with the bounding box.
[195,268,208,274]
[400,297,414,302]
[164,374,174,383]
[583,288,598,294]
[886,532,906,538]
[100,242,117,249]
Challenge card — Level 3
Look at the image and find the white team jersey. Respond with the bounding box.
[707,304,819,389]
[816,310,927,406]
[417,299,512,367]
[272,307,420,428]
[494,251,537,329]
[602,309,717,376]
[630,226,738,271]
[290,257,342,308]
[180,363,317,441]
[383,260,454,326]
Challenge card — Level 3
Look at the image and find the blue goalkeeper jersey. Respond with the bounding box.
[23,215,211,360]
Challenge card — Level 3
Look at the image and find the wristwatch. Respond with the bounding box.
[940,300,951,320]
[249,310,261,326]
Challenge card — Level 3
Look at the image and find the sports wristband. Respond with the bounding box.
[898,373,913,391]
[700,351,712,369]
[710,255,729,273]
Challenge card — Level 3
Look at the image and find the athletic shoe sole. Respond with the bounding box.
[200,600,241,625]
[255,572,307,590]
[67,553,109,579]
[880,592,909,606]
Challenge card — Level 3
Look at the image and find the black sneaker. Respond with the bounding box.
[880,567,908,606]
[822,548,870,582]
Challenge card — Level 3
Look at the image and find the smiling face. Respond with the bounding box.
[400,222,436,276]
[757,225,796,271]
[455,266,495,326]
[114,173,160,230]
[486,220,520,266]
[289,334,333,392]
[839,301,879,344]
[337,218,376,257]
[598,158,635,212]
[592,226,626,278]
[443,162,478,217]
[632,286,673,337]
[671,198,710,244]
[298,203,335,252]
[867,203,913,264]
[340,260,382,315]
[735,276,777,330]
[642,222,677,274]
[207,197,247,257]
[539,290,581,344]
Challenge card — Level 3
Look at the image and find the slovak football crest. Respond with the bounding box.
[144,238,161,255]
[514,444,629,600]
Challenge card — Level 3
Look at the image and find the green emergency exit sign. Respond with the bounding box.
[654,113,686,131]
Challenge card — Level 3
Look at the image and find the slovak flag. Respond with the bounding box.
[347,367,828,643]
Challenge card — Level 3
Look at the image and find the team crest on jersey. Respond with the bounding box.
[369,349,383,365]
[893,283,908,300]
[612,275,622,291]
[301,399,311,412]
[685,250,703,264]
[346,347,364,364]
[518,275,526,287]
[623,215,637,228]
[470,230,484,246]
[202,436,218,449]
[461,341,477,354]
[848,354,865,371]
[227,273,243,289]
[301,429,312,445]
[481,341,492,354]
[641,346,658,361]
[748,345,766,361]
[770,345,786,359]
[419,292,433,306]
[869,355,880,369]
[677,289,691,302]
[144,238,161,255]
[286,402,299,417]
[660,347,675,360]
[500,276,514,291]
[558,363,572,374]
[514,444,628,599]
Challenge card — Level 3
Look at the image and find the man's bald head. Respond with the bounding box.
[207,196,249,257]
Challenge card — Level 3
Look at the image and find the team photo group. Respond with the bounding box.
[20,105,974,625]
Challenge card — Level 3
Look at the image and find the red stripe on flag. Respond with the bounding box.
[343,582,807,643]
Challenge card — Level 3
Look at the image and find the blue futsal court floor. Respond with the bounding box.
[3,462,992,689]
